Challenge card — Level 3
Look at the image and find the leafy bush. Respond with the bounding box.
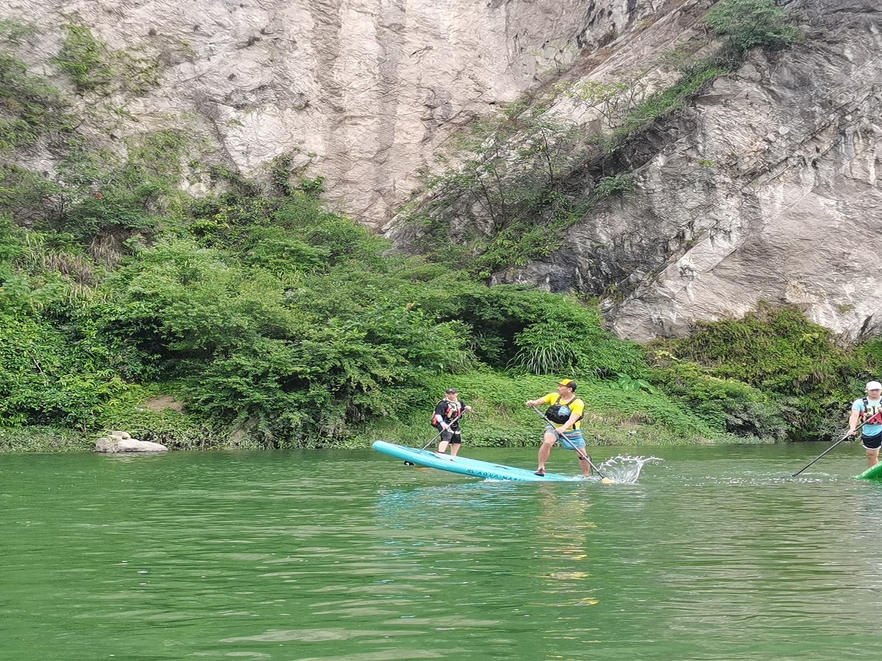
[649,358,790,439]
[46,130,188,242]
[654,305,870,440]
[0,310,128,430]
[509,296,647,378]
[91,201,475,445]
[858,338,882,372]
[593,174,635,198]
[404,283,646,377]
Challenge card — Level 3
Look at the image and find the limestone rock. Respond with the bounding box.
[2,0,880,342]
[95,431,169,453]
[491,0,882,341]
[1,0,654,228]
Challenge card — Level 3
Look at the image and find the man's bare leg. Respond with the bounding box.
[536,430,557,474]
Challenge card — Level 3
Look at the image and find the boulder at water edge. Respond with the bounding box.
[94,431,168,453]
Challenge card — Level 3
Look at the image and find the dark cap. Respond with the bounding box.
[558,379,577,391]
[445,388,459,394]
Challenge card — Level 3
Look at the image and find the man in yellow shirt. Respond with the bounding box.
[525,379,590,477]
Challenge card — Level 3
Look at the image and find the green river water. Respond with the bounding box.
[2,443,882,660]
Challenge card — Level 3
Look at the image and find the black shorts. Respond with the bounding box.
[863,432,882,450]
[440,430,462,444]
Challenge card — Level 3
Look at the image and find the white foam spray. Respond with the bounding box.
[597,455,663,484]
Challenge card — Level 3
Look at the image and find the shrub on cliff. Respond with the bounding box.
[706,0,803,54]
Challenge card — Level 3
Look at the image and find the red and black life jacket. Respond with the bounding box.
[862,398,882,425]
[431,400,464,428]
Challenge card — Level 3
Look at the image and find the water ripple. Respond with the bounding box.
[2,447,882,660]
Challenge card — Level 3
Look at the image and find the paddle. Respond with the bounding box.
[422,408,467,450]
[403,409,468,464]
[530,405,613,483]
[791,419,870,477]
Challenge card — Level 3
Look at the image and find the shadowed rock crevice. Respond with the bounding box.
[491,1,882,341]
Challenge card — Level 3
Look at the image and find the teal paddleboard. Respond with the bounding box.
[856,462,882,480]
[371,440,579,482]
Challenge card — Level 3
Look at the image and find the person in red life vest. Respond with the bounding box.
[848,380,882,468]
[525,379,591,478]
[433,388,472,456]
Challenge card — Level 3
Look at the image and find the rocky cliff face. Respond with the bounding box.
[487,0,882,342]
[4,0,881,342]
[3,0,659,226]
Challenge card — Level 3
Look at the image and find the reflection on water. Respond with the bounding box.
[3,445,882,660]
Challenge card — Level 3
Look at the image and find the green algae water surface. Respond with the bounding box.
[2,444,881,661]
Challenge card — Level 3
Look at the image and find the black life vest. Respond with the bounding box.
[546,396,582,424]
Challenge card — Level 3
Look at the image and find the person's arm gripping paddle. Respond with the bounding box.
[528,404,614,483]
[422,408,466,451]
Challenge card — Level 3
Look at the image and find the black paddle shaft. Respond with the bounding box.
[791,419,869,477]
[419,409,467,450]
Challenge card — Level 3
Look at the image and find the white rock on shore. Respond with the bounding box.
[94,431,169,453]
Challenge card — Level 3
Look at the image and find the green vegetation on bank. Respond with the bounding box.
[651,306,876,442]
[3,183,735,449]
[3,3,874,453]
[3,169,877,450]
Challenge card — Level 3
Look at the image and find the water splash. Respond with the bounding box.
[597,454,663,484]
